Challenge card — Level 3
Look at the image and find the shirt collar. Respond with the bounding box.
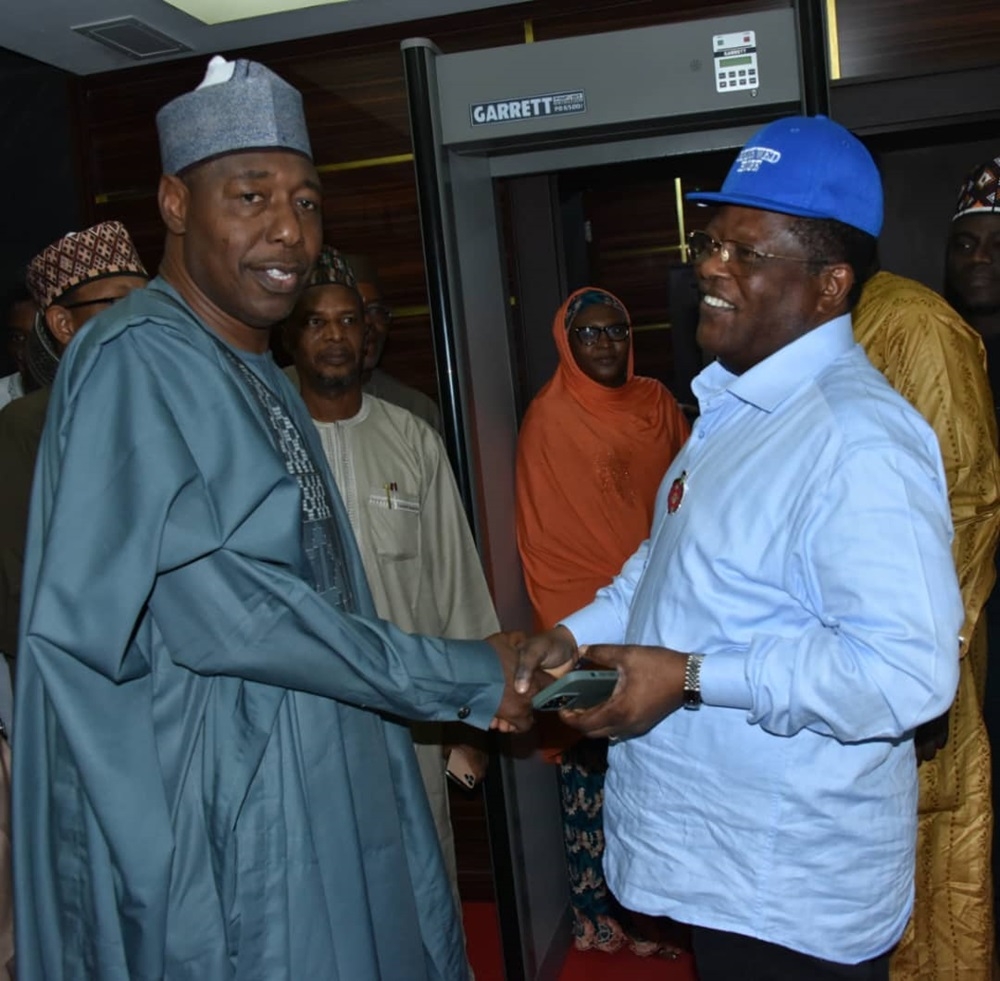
[312,392,371,429]
[692,313,855,414]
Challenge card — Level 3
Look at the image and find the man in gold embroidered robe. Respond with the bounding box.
[855,269,1000,980]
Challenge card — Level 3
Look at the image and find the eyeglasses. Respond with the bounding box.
[59,297,120,311]
[686,230,827,276]
[570,323,630,346]
[364,302,393,325]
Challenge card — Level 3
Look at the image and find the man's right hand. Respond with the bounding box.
[514,625,579,694]
[915,708,950,763]
[486,631,549,733]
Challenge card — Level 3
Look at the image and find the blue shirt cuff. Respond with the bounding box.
[700,650,753,710]
[559,600,623,648]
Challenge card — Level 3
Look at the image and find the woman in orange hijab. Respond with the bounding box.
[515,287,689,955]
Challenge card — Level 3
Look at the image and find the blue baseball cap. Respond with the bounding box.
[686,115,883,238]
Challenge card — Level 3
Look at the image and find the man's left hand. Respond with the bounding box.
[558,644,689,740]
[915,708,950,764]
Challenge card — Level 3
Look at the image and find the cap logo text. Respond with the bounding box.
[736,146,781,173]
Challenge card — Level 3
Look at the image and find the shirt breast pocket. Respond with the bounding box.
[367,490,421,560]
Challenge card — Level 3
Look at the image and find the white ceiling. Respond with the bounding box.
[0,0,527,75]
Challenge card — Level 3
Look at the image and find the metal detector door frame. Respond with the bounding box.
[401,6,818,978]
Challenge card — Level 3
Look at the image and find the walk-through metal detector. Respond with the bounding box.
[402,5,823,978]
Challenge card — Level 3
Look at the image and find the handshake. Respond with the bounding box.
[486,626,690,741]
[484,625,578,734]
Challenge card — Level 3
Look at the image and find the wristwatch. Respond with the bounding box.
[683,654,704,710]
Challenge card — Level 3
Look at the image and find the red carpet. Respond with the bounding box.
[463,902,697,981]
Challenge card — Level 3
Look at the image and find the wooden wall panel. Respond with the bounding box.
[449,783,496,902]
[74,0,1000,400]
[835,0,1000,80]
[0,51,82,301]
[532,0,781,40]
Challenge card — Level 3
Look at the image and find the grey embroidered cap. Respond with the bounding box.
[156,55,313,175]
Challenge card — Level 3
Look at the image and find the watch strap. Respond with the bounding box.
[683,654,704,710]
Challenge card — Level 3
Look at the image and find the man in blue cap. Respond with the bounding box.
[516,115,963,979]
[12,56,541,981]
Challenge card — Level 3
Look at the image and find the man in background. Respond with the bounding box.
[946,155,1000,408]
[854,266,1000,979]
[286,246,498,961]
[284,252,443,432]
[0,222,145,981]
[0,285,36,410]
[944,155,1000,957]
[0,221,148,701]
[350,253,442,432]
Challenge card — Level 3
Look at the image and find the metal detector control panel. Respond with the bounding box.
[714,30,759,92]
[427,8,801,148]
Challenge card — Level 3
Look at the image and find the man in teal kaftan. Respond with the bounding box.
[12,56,535,981]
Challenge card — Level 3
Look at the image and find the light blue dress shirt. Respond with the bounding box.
[562,314,962,964]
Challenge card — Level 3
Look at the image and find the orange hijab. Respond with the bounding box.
[515,287,690,630]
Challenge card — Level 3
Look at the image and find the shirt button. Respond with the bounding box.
[457,706,471,720]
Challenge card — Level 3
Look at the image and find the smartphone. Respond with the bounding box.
[445,746,480,790]
[532,669,618,712]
